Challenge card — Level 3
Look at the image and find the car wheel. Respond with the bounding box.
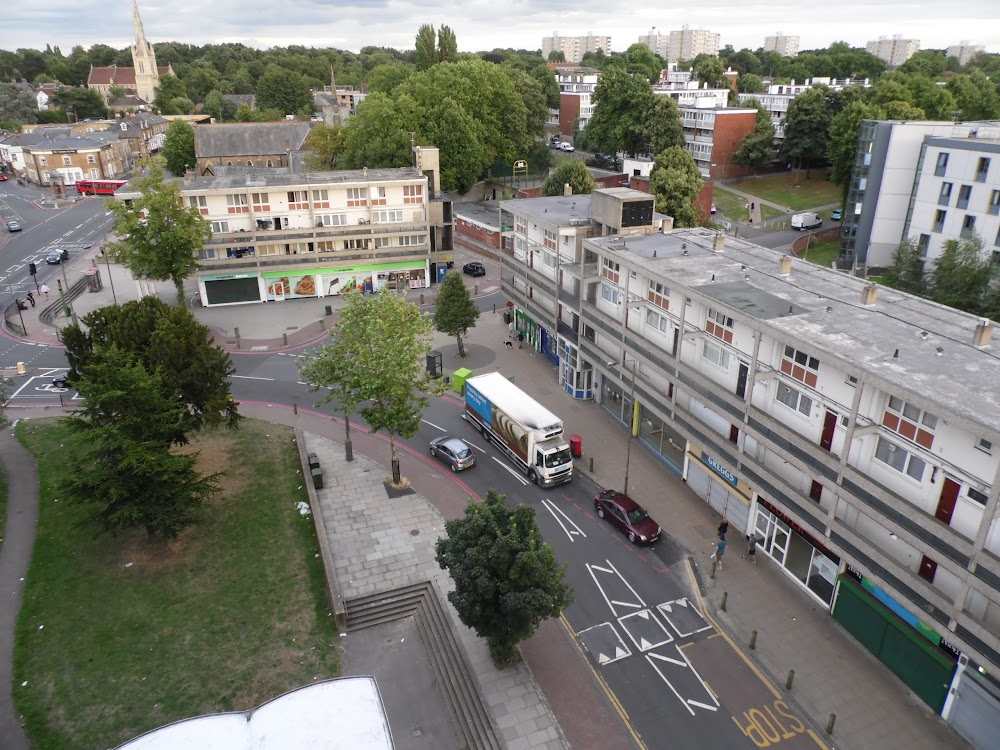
[628,532,636,544]
[597,507,605,518]
[450,463,457,472]
[528,469,538,484]
[430,447,436,456]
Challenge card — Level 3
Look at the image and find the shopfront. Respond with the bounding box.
[752,497,839,607]
[685,443,751,531]
[514,309,557,365]
[201,272,262,306]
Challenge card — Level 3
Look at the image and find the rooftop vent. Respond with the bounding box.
[861,284,878,306]
[712,233,725,253]
[778,255,792,277]
[974,319,993,348]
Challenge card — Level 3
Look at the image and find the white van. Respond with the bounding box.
[791,212,822,230]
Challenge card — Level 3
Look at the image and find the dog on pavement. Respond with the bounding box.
[504,340,513,349]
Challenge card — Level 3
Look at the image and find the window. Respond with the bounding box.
[846,374,859,387]
[883,396,937,448]
[917,234,930,256]
[702,340,731,370]
[311,189,329,208]
[976,437,993,454]
[251,192,270,211]
[42,171,50,181]
[933,209,946,232]
[602,257,620,284]
[647,280,669,310]
[373,236,392,249]
[775,381,811,415]
[542,251,556,268]
[544,229,557,250]
[62,156,72,166]
[874,436,926,482]
[373,209,403,223]
[976,157,990,182]
[399,234,427,246]
[39,157,47,166]
[226,194,249,213]
[966,487,988,507]
[781,345,820,387]
[957,184,972,210]
[343,238,366,250]
[347,187,368,207]
[87,155,96,164]
[934,151,949,176]
[371,186,386,206]
[990,190,1000,216]
[188,195,208,215]
[89,168,99,178]
[646,309,668,334]
[403,184,422,204]
[706,308,734,343]
[210,220,230,233]
[286,190,308,210]
[961,214,976,239]
[515,218,527,235]
[938,182,952,205]
[316,213,347,226]
[601,283,620,305]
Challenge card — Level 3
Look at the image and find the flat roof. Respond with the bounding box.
[453,201,503,229]
[588,229,1000,435]
[121,166,426,195]
[501,194,593,226]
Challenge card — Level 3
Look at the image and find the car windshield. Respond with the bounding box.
[544,448,572,468]
[455,448,472,459]
[626,507,649,525]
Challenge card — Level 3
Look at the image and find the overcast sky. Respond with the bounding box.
[5,1,1000,57]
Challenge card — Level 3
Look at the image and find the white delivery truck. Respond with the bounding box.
[463,372,573,487]
[791,212,822,230]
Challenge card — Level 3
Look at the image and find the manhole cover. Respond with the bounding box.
[411,728,423,737]
[410,529,420,536]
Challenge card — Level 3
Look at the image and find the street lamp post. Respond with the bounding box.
[607,358,638,496]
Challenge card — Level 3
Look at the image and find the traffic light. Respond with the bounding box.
[29,262,37,276]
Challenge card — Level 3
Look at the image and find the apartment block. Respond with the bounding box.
[637,28,670,59]
[503,213,1000,744]
[764,32,800,57]
[866,35,920,68]
[947,41,985,67]
[739,78,871,142]
[554,68,600,136]
[116,147,453,306]
[675,104,758,179]
[666,27,720,63]
[542,32,611,65]
[838,120,996,268]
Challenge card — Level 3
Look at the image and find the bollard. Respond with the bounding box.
[17,361,25,374]
[420,293,425,305]
[589,456,594,472]
[826,714,836,735]
[474,284,479,295]
[749,629,757,650]
[786,670,795,690]
[320,319,326,331]
[293,402,298,415]
[234,326,241,350]
[493,304,496,314]
[710,559,717,580]
[721,592,728,611]
[283,332,288,346]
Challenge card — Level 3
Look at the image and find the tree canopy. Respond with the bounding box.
[254,64,312,115]
[162,120,196,176]
[434,271,480,357]
[541,159,597,197]
[732,101,776,174]
[648,146,703,227]
[585,66,657,158]
[782,86,833,178]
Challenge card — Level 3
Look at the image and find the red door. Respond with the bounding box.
[820,411,837,452]
[935,478,961,525]
[918,555,938,583]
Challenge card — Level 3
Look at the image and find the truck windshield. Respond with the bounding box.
[544,448,572,468]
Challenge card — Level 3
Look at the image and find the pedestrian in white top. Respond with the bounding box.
[39,283,50,299]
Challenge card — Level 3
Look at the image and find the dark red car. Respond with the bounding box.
[594,489,661,545]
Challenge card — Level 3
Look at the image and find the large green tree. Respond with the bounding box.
[649,146,703,227]
[640,96,685,156]
[928,234,996,313]
[881,238,928,297]
[415,25,437,71]
[692,55,726,88]
[106,161,212,302]
[255,64,312,115]
[434,271,480,357]
[541,159,596,197]
[782,86,833,179]
[827,100,879,188]
[303,123,345,170]
[437,25,458,63]
[0,82,38,126]
[732,101,776,175]
[203,89,238,121]
[153,74,187,113]
[585,66,656,157]
[623,43,663,83]
[436,489,573,666]
[947,70,1000,120]
[61,296,240,443]
[162,120,196,176]
[50,87,107,119]
[61,346,222,542]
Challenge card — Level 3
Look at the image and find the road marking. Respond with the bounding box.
[463,439,487,453]
[420,418,445,432]
[575,621,632,665]
[618,609,674,652]
[540,497,586,542]
[491,456,528,485]
[645,647,719,716]
[230,374,274,381]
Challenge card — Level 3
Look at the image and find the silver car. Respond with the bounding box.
[429,436,476,472]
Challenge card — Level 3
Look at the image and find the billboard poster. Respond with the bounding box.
[264,273,318,301]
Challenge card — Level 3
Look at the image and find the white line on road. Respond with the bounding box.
[492,456,529,485]
[464,439,487,453]
[421,418,446,432]
[541,498,587,542]
[230,374,274,381]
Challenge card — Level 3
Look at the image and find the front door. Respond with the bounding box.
[935,478,961,525]
[820,410,837,452]
[736,362,749,399]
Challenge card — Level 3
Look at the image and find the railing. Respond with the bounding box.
[205,219,428,247]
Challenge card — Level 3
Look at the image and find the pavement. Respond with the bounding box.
[0,249,968,750]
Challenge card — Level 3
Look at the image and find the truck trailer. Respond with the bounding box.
[463,372,573,487]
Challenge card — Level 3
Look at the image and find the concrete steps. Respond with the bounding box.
[344,582,502,750]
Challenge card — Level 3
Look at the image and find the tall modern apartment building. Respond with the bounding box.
[542,32,612,64]
[637,27,670,59]
[947,41,985,66]
[764,32,800,57]
[866,35,920,67]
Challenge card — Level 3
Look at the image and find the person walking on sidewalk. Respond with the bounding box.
[517,332,525,349]
[711,538,727,569]
[40,283,50,299]
[742,535,758,565]
[26,291,35,308]
[717,517,729,540]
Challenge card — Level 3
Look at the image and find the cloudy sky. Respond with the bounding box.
[5,0,1000,56]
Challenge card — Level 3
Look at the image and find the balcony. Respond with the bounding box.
[197,244,432,270]
[204,219,428,248]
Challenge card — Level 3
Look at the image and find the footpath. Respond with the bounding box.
[0,252,967,750]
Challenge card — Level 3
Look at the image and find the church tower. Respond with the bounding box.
[130,0,160,104]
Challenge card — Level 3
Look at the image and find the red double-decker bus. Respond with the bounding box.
[75,179,127,195]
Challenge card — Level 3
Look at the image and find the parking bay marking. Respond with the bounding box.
[541,498,586,542]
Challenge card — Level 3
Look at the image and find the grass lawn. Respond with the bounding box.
[713,187,750,222]
[0,458,6,545]
[14,419,339,750]
[799,239,841,268]
[732,173,842,211]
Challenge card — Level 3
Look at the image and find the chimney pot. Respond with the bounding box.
[563,182,572,196]
[713,233,725,253]
[861,283,878,306]
[362,166,368,178]
[778,255,792,276]
[974,318,993,347]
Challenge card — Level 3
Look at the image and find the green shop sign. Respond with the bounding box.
[261,260,425,279]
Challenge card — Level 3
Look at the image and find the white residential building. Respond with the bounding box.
[866,35,920,67]
[738,78,872,141]
[555,68,600,134]
[542,32,611,64]
[637,27,670,59]
[764,32,800,57]
[947,41,985,67]
[665,26,720,63]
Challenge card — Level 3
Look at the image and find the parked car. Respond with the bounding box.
[6,220,21,232]
[558,142,575,152]
[791,212,822,230]
[831,208,843,221]
[0,173,8,181]
[463,261,486,277]
[549,134,562,144]
[711,204,717,214]
[429,436,476,472]
[46,248,69,264]
[593,489,661,544]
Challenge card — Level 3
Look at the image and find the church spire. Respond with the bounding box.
[132,0,148,49]
[129,0,160,104]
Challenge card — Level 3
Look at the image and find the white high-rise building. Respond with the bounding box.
[764,32,800,57]
[665,26,720,63]
[946,41,985,66]
[638,27,670,59]
[866,35,920,68]
[542,32,612,64]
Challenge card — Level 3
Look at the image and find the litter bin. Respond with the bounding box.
[325,305,333,316]
[569,434,582,458]
[311,467,324,490]
[426,350,442,378]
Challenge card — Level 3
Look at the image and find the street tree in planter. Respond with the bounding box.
[61,346,222,542]
[434,271,480,358]
[105,159,212,304]
[436,489,573,666]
